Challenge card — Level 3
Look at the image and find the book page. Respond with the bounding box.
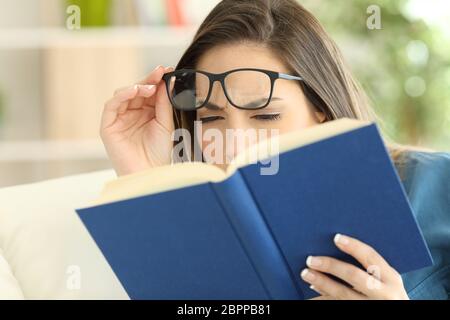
[90,161,226,206]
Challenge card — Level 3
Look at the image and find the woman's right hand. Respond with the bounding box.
[100,65,175,177]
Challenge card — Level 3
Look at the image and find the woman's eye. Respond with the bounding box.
[199,116,224,123]
[252,113,282,121]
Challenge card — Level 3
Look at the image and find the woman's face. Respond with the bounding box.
[195,43,325,169]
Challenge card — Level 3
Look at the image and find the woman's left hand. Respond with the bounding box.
[300,234,409,300]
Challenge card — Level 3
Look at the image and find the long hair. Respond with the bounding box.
[172,0,416,176]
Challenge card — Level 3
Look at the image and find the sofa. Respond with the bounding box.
[0,169,129,299]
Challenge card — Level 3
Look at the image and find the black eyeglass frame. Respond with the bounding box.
[162,68,304,111]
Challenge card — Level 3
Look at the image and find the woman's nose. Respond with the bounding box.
[224,117,259,161]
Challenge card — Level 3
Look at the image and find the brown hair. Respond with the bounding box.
[173,0,414,175]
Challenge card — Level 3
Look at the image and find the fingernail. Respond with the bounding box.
[301,268,315,282]
[310,285,317,291]
[134,84,139,91]
[306,256,322,267]
[147,84,156,91]
[334,233,350,245]
[154,65,162,71]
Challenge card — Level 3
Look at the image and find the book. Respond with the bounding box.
[76,118,433,300]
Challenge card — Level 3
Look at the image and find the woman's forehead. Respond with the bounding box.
[196,43,290,74]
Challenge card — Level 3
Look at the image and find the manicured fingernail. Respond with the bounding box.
[301,268,315,282]
[334,233,350,245]
[306,256,322,267]
[310,285,316,291]
[147,85,155,91]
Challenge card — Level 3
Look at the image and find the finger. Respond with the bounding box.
[136,84,157,98]
[309,295,335,300]
[334,234,399,283]
[309,284,330,298]
[101,85,139,129]
[153,68,175,133]
[137,65,168,86]
[145,66,175,107]
[306,256,384,297]
[129,84,157,110]
[166,67,176,96]
[301,268,365,300]
[112,85,139,104]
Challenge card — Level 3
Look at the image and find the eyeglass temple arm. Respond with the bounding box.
[278,73,303,81]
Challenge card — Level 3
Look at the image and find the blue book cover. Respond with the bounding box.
[76,119,433,300]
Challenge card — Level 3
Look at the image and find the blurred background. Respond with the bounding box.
[0,0,449,187]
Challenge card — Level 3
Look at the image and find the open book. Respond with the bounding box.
[76,118,432,300]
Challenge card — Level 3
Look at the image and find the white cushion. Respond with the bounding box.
[0,169,129,299]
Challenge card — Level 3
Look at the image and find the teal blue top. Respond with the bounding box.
[400,151,450,300]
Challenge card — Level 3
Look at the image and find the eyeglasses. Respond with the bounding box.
[162,68,304,111]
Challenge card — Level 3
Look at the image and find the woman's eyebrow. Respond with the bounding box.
[241,97,283,109]
[204,101,224,110]
[200,97,284,111]
[271,97,283,102]
[196,102,225,117]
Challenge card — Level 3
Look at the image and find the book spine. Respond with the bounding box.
[210,172,302,300]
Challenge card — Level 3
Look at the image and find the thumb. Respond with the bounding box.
[155,68,175,133]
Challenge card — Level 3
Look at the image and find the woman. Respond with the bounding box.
[100,0,449,299]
